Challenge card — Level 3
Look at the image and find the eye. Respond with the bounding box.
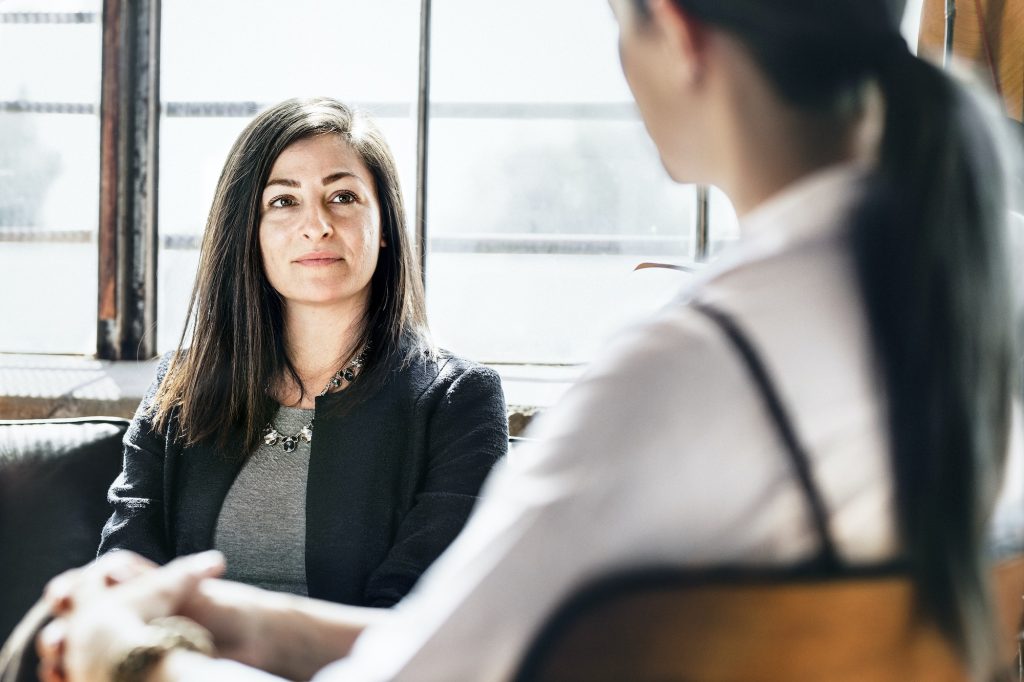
[268,196,296,209]
[330,191,357,205]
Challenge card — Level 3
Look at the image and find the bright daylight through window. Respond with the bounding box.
[0,0,739,364]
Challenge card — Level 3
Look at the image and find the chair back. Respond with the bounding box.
[516,557,1024,682]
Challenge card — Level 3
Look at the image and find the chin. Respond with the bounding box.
[662,164,694,185]
[665,162,716,190]
[656,151,692,185]
[310,286,371,309]
[278,289,346,307]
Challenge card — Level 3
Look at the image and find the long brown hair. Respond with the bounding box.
[152,97,429,454]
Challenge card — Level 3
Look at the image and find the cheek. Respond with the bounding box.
[258,223,284,282]
[359,208,383,267]
[360,226,382,270]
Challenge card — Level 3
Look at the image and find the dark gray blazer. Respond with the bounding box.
[98,348,508,607]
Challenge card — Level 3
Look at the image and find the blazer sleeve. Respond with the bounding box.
[96,354,175,564]
[363,363,508,607]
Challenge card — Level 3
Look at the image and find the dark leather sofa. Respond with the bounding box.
[0,417,128,645]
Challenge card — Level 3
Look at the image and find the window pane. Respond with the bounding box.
[156,0,421,353]
[429,118,691,238]
[428,254,693,364]
[160,2,419,103]
[0,114,100,230]
[430,0,626,104]
[0,7,100,354]
[0,241,97,353]
[0,14,100,102]
[0,1,95,8]
[426,0,694,364]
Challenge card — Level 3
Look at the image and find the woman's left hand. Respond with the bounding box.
[37,552,226,682]
[42,551,158,619]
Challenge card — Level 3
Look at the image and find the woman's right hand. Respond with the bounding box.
[180,576,377,680]
[176,578,276,670]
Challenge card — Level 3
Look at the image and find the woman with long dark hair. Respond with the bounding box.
[98,96,508,604]
[38,1,1022,680]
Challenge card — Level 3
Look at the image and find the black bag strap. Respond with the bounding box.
[693,302,842,572]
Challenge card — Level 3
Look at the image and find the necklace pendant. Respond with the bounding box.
[263,425,279,446]
[342,367,355,382]
[299,425,313,443]
[329,375,342,389]
[282,436,298,453]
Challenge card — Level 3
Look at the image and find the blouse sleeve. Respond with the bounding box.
[96,354,175,564]
[362,364,508,607]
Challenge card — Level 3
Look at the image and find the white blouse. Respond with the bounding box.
[317,165,1024,681]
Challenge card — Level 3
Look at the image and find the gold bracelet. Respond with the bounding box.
[111,616,215,682]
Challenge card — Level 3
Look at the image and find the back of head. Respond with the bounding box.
[640,0,1020,675]
[647,0,905,105]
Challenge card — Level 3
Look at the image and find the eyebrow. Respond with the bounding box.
[322,171,359,186]
[264,177,300,189]
[263,171,363,191]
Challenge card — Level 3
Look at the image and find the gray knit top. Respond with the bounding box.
[213,405,313,596]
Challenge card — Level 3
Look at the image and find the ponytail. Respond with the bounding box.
[851,47,1015,675]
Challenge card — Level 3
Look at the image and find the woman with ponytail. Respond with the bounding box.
[39,1,1023,680]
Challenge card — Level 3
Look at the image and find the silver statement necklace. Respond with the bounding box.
[262,349,366,453]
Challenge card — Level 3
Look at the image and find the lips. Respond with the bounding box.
[295,252,343,266]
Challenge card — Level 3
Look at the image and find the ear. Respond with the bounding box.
[647,0,708,86]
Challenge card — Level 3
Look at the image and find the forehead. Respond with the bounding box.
[268,133,373,184]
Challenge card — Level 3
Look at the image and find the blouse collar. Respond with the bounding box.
[695,162,872,287]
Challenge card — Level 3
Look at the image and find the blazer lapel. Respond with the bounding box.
[172,434,246,556]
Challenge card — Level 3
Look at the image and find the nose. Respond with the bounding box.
[300,202,334,240]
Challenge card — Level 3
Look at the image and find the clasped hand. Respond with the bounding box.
[35,551,254,682]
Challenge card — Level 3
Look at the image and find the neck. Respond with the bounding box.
[706,42,874,218]
[278,298,367,406]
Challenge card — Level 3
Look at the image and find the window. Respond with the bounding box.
[1,1,739,366]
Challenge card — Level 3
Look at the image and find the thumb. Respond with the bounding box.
[126,551,226,621]
[165,550,227,584]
